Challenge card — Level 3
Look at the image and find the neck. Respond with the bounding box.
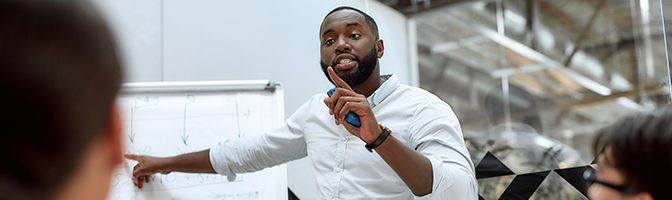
[352,66,381,97]
[54,140,115,200]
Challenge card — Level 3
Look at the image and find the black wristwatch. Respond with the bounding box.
[365,124,391,152]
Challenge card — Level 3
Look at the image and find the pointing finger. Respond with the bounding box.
[327,67,353,91]
[124,154,141,161]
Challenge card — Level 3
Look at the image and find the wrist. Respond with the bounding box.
[363,125,383,144]
[161,156,177,173]
[365,124,391,152]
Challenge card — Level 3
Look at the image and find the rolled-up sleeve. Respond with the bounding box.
[209,99,313,178]
[409,101,478,199]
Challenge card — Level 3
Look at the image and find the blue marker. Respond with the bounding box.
[327,88,362,127]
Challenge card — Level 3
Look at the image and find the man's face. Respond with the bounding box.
[319,10,380,87]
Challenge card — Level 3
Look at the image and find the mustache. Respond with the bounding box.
[319,46,378,87]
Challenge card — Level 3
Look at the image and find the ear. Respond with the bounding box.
[105,104,123,167]
[376,39,384,58]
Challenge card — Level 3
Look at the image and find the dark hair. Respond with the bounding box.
[0,0,122,199]
[323,6,380,39]
[592,107,672,200]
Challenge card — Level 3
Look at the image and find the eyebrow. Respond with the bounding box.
[321,22,363,37]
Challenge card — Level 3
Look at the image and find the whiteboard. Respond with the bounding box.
[108,80,287,200]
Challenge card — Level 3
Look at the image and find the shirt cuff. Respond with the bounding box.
[209,140,237,181]
[414,156,455,199]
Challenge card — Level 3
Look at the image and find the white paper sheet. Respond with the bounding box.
[108,90,286,200]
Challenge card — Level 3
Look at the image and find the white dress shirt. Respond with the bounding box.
[210,75,477,199]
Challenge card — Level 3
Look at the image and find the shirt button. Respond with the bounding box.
[334,167,341,173]
[341,137,347,142]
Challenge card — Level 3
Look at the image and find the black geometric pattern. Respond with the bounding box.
[498,170,550,200]
[475,151,593,200]
[554,166,594,197]
[288,188,299,200]
[475,152,516,179]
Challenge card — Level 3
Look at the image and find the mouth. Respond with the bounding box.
[333,54,358,72]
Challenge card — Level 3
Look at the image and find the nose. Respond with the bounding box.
[335,37,351,53]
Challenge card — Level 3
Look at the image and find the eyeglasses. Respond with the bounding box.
[583,168,640,195]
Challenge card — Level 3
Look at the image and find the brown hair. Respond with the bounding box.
[592,107,672,199]
[0,0,122,199]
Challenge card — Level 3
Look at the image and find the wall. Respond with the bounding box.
[93,0,415,199]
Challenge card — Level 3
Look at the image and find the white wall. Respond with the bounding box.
[94,0,415,199]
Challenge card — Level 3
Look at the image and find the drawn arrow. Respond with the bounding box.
[128,107,136,143]
[182,95,195,146]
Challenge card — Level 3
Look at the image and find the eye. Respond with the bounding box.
[350,34,361,40]
[324,39,335,46]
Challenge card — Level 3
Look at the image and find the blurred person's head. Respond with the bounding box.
[587,107,672,200]
[483,83,543,132]
[319,6,384,87]
[0,0,123,199]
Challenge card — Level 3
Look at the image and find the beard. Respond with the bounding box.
[320,46,378,87]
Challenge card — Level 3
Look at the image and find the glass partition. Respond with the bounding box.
[413,0,671,199]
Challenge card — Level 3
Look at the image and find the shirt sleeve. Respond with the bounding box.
[409,101,478,199]
[209,97,313,178]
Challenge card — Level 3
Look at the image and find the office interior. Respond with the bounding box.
[95,0,672,199]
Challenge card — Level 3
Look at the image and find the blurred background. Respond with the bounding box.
[95,0,671,199]
[383,0,671,199]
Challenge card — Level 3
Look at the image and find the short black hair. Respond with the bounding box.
[323,6,380,39]
[592,107,672,200]
[0,0,122,199]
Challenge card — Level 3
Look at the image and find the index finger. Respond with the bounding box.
[124,154,141,161]
[327,67,354,91]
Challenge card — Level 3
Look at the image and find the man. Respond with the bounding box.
[0,0,124,200]
[126,6,477,199]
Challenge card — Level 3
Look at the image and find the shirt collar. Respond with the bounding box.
[367,74,399,108]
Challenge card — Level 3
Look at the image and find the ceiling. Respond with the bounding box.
[378,0,672,139]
